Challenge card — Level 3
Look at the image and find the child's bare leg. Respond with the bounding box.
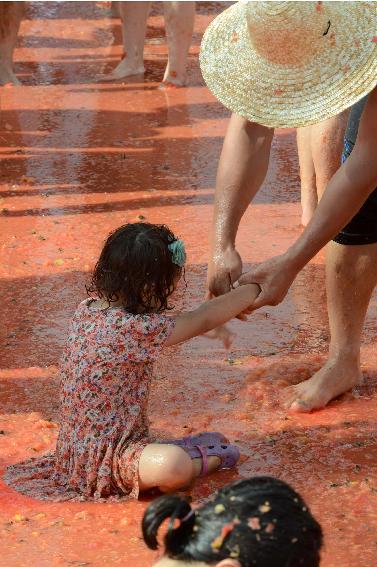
[103,1,151,80]
[138,443,220,492]
[0,1,24,86]
[297,126,317,227]
[162,1,195,87]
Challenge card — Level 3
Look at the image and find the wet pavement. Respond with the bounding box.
[1,2,377,566]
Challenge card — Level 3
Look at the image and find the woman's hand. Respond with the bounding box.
[237,253,299,308]
[207,248,250,320]
[207,247,243,297]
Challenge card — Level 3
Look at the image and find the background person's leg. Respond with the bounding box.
[0,1,24,86]
[138,443,220,493]
[162,1,195,86]
[103,1,151,80]
[286,241,377,412]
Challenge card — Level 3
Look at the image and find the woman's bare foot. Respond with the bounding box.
[282,357,363,412]
[99,56,145,81]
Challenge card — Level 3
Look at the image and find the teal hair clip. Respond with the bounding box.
[168,239,186,267]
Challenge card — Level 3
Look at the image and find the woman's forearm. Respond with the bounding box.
[212,114,274,251]
[287,155,376,269]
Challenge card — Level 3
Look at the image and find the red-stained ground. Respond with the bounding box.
[1,3,377,566]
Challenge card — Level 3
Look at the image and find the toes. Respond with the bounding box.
[100,72,125,82]
[288,399,313,413]
[280,385,317,413]
[97,73,115,82]
[98,67,145,82]
[159,81,181,90]
[279,386,299,408]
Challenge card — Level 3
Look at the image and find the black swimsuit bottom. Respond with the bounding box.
[333,96,377,246]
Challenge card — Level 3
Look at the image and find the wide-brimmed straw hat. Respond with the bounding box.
[200,1,377,128]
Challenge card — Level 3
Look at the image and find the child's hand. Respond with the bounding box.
[204,325,234,350]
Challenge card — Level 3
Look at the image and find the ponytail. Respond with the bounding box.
[142,494,195,554]
[142,477,322,567]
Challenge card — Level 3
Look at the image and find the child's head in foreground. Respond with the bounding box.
[142,476,322,567]
[87,222,186,314]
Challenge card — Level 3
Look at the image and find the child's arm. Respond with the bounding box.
[165,283,260,347]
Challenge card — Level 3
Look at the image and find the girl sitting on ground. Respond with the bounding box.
[5,222,260,501]
[143,476,323,567]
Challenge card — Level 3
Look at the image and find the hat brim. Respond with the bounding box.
[200,1,377,128]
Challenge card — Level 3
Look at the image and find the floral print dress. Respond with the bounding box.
[4,300,175,501]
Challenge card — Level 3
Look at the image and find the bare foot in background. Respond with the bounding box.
[101,55,145,81]
[161,1,195,87]
[100,1,149,81]
[101,1,194,85]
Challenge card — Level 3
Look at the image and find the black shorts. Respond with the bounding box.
[332,138,377,246]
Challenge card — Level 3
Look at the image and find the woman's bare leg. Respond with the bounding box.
[286,241,377,412]
[311,111,349,198]
[297,126,317,227]
[297,112,348,226]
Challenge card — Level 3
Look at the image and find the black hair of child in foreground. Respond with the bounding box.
[143,476,323,567]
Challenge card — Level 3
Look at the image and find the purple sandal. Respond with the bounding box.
[186,442,240,476]
[165,431,229,448]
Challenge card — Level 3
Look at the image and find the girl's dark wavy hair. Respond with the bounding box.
[142,476,323,567]
[87,223,183,314]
